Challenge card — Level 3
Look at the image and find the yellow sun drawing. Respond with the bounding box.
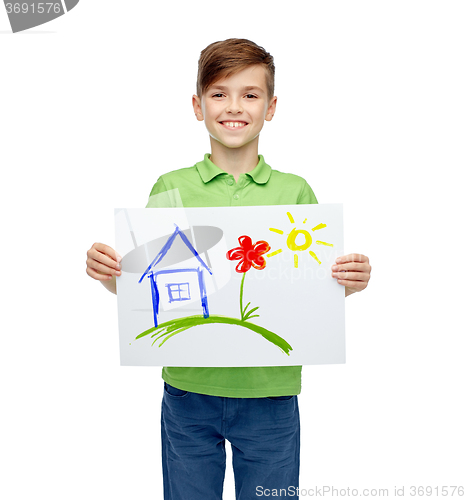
[267,211,333,268]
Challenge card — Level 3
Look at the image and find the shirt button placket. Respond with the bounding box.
[232,177,244,205]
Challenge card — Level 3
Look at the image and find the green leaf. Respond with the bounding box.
[243,306,260,321]
[244,314,260,321]
[242,301,251,317]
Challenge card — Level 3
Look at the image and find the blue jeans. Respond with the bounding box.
[161,382,300,500]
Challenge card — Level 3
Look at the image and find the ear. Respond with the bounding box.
[265,96,277,121]
[192,95,204,121]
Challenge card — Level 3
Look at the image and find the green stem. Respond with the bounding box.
[240,272,246,320]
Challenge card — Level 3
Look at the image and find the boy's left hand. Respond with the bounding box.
[332,253,371,297]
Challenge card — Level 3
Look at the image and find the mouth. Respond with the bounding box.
[219,121,248,129]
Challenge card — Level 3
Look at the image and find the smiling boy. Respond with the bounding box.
[86,38,371,500]
[193,63,275,176]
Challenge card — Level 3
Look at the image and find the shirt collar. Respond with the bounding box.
[195,153,272,185]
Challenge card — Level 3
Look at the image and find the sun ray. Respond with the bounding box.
[267,249,283,258]
[267,211,332,270]
[309,251,321,265]
[316,240,333,247]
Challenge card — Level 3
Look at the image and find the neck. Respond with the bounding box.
[209,138,260,182]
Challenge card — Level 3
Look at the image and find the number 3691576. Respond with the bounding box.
[5,3,62,14]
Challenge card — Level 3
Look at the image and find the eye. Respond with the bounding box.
[245,94,257,99]
[212,93,224,98]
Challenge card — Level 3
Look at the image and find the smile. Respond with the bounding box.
[220,121,248,129]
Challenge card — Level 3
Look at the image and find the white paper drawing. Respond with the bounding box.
[115,204,345,367]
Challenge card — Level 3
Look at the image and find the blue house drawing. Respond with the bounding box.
[138,224,213,328]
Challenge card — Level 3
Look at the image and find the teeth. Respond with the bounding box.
[223,122,246,128]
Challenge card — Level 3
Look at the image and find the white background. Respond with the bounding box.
[1,1,465,498]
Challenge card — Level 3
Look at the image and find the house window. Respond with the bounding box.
[166,282,191,303]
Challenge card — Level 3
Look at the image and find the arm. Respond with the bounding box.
[86,243,122,295]
[331,253,371,297]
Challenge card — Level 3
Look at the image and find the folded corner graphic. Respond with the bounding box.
[4,0,79,33]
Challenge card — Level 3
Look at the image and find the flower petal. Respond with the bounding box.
[236,259,251,273]
[226,247,245,261]
[253,240,271,255]
[251,255,266,270]
[238,235,253,252]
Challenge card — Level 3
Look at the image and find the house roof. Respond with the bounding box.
[139,225,212,283]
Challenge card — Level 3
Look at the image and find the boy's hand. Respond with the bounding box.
[331,253,371,297]
[86,243,122,281]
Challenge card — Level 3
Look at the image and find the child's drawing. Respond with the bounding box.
[136,229,293,355]
[115,204,345,367]
[134,211,334,354]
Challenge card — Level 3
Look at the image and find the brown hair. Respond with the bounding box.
[196,38,275,102]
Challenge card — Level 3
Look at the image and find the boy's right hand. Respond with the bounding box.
[86,243,122,281]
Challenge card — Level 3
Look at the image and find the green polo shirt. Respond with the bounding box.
[146,153,318,398]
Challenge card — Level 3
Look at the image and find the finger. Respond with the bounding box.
[335,253,369,265]
[88,247,121,271]
[90,243,122,264]
[332,271,370,282]
[87,258,122,277]
[86,266,114,281]
[332,262,371,273]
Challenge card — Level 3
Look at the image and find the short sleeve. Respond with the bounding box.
[145,176,184,208]
[145,177,166,207]
[297,180,318,205]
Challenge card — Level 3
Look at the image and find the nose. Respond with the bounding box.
[226,96,243,114]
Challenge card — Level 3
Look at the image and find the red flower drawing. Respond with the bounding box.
[226,235,271,273]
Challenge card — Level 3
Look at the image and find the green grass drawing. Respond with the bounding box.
[135,314,293,355]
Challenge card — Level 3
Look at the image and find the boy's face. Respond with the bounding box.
[192,65,277,153]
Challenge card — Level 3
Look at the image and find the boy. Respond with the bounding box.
[86,38,371,500]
